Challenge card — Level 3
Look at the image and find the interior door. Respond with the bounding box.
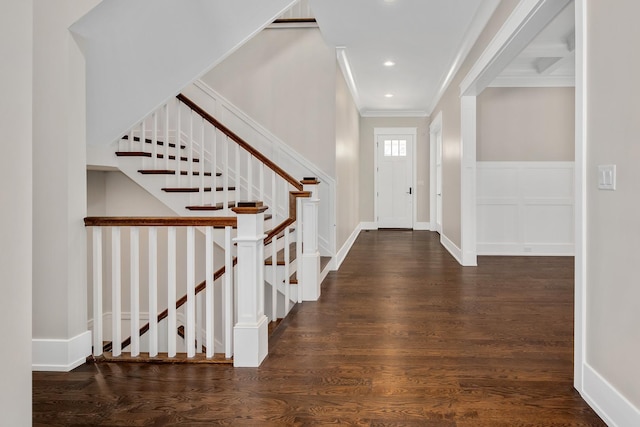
[377,134,414,228]
[435,128,443,234]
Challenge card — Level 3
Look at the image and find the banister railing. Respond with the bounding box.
[176,93,303,192]
[86,216,237,361]
[107,93,323,366]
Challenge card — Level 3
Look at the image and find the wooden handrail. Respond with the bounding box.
[176,93,303,192]
[84,216,237,227]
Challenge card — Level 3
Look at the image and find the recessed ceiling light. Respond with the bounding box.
[385,93,394,98]
[384,60,395,67]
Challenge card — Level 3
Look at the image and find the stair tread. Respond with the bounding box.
[138,169,222,177]
[265,242,296,266]
[186,201,237,211]
[116,152,200,162]
[162,186,236,193]
[122,135,186,149]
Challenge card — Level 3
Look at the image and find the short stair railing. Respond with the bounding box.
[85,206,273,366]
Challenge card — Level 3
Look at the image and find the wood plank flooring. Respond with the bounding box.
[33,230,605,426]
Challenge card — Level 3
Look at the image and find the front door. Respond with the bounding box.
[376,133,414,228]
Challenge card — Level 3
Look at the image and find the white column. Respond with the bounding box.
[231,202,269,367]
[460,96,478,266]
[300,179,321,301]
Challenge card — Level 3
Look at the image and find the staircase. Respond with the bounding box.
[85,94,325,367]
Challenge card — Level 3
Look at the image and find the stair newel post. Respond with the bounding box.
[300,178,321,301]
[231,202,269,367]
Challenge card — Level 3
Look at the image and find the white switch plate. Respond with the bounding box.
[598,165,616,190]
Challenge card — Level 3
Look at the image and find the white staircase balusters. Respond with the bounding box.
[111,226,122,357]
[163,103,170,170]
[284,228,291,313]
[130,226,140,357]
[186,226,196,358]
[152,112,158,170]
[92,227,103,356]
[90,94,324,366]
[205,226,214,358]
[148,226,158,357]
[167,225,177,357]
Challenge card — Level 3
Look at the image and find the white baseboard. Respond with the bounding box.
[413,222,431,231]
[336,223,363,270]
[478,242,574,256]
[32,331,92,372]
[359,221,378,230]
[440,233,463,265]
[582,363,640,427]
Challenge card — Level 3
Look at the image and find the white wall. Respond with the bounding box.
[0,0,33,422]
[477,87,575,161]
[70,0,297,147]
[335,65,360,250]
[477,162,574,255]
[475,87,575,256]
[201,27,337,177]
[584,0,640,418]
[429,0,519,249]
[32,0,101,371]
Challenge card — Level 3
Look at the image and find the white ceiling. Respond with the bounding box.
[492,1,575,87]
[309,0,499,117]
[307,0,575,117]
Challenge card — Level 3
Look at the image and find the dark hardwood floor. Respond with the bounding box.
[33,230,605,426]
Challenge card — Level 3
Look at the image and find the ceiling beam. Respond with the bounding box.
[460,0,571,96]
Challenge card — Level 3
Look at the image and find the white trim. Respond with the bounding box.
[336,47,362,113]
[582,364,640,427]
[440,233,463,265]
[460,96,477,267]
[429,111,443,235]
[360,221,378,230]
[459,0,572,97]
[478,243,573,256]
[427,0,501,115]
[413,222,431,231]
[361,110,428,118]
[373,127,418,230]
[267,22,319,29]
[574,0,587,393]
[32,331,92,372]
[489,75,575,88]
[336,223,362,270]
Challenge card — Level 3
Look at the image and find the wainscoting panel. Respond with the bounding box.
[477,162,574,256]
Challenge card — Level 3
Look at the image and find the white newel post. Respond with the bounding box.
[301,178,321,301]
[231,202,269,367]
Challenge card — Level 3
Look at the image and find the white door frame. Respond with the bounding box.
[458,0,584,390]
[429,112,443,234]
[374,127,418,229]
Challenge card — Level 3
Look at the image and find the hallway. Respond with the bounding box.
[33,230,604,426]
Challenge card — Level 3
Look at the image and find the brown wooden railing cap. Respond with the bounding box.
[301,177,320,185]
[290,191,312,198]
[231,201,269,215]
[176,93,303,191]
[84,217,237,227]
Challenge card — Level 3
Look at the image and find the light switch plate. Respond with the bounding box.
[598,165,616,190]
